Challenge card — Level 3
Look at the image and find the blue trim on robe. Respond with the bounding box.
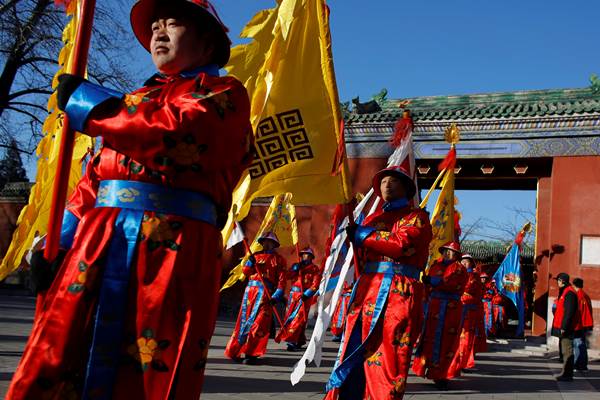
[60,210,80,249]
[283,298,304,327]
[82,208,144,400]
[65,82,123,132]
[326,271,394,391]
[363,261,421,280]
[353,226,376,247]
[238,280,266,345]
[432,298,449,364]
[96,180,218,225]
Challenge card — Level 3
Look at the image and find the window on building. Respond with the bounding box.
[581,235,600,266]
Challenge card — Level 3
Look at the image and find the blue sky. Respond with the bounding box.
[27,0,600,241]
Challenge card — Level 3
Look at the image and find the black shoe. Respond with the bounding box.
[555,375,573,382]
[433,379,449,390]
[462,368,475,374]
[243,356,260,365]
[332,336,342,343]
[575,367,588,372]
[287,343,300,352]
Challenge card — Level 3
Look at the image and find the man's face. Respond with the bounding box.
[261,239,277,251]
[150,9,213,74]
[557,278,566,288]
[380,175,407,202]
[461,259,473,270]
[301,253,313,262]
[443,248,458,262]
[481,277,488,284]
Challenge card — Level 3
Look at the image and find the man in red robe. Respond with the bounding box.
[481,272,497,337]
[7,1,251,399]
[276,247,321,351]
[330,282,353,342]
[324,165,432,400]
[492,283,508,334]
[455,253,485,372]
[412,241,467,390]
[225,232,287,364]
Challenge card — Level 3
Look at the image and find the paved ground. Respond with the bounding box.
[1,289,600,399]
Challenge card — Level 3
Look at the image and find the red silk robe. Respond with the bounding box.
[492,291,508,333]
[330,282,353,338]
[325,206,432,400]
[412,260,467,381]
[225,251,287,359]
[7,71,252,400]
[482,281,497,336]
[456,269,486,370]
[276,261,322,346]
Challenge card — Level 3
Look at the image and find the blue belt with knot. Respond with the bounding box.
[363,261,421,280]
[431,291,461,301]
[95,179,218,225]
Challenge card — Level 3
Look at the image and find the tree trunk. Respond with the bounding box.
[0,0,52,119]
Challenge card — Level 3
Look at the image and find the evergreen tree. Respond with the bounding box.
[0,139,28,190]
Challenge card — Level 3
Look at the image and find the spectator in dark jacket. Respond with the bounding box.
[551,272,579,381]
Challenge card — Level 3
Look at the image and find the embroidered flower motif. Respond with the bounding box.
[124,92,150,114]
[68,261,90,294]
[127,329,171,372]
[376,231,391,241]
[141,214,182,251]
[366,351,382,366]
[392,331,411,347]
[97,186,110,205]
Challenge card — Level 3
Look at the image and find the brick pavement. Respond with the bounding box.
[1,290,599,399]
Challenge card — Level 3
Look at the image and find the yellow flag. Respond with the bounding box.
[425,168,455,269]
[221,193,298,291]
[226,0,352,221]
[0,0,93,280]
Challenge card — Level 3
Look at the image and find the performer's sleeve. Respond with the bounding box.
[61,156,100,248]
[360,211,430,259]
[80,78,252,174]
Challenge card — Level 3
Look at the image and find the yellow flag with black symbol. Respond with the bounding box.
[0,0,93,280]
[226,0,352,221]
[221,193,298,291]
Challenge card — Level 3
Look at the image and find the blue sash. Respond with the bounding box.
[363,261,421,280]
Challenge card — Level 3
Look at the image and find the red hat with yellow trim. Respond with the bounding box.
[372,165,417,199]
[299,247,315,258]
[130,0,231,67]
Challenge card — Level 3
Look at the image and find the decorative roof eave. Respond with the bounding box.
[346,86,600,127]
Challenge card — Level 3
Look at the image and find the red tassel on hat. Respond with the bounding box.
[390,109,413,148]
[438,146,457,171]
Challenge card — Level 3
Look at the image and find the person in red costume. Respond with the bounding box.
[492,280,508,334]
[225,232,287,364]
[481,272,497,337]
[7,1,252,399]
[412,241,468,390]
[455,253,485,372]
[276,247,322,351]
[330,282,354,342]
[324,165,433,400]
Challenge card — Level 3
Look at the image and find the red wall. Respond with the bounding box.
[535,156,600,345]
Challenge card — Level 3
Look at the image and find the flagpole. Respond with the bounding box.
[44,0,96,262]
[240,236,285,328]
